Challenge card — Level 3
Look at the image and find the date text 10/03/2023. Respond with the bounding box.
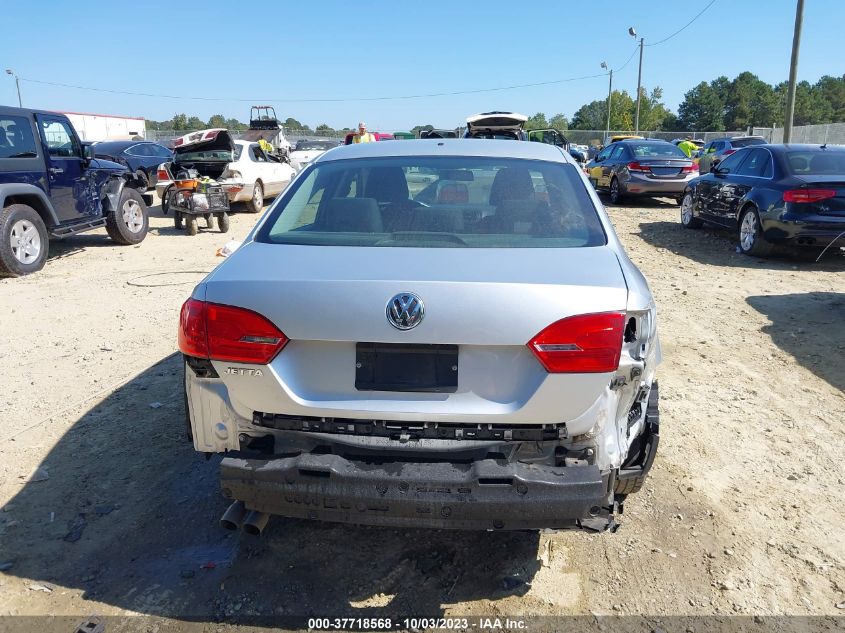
[307,617,528,630]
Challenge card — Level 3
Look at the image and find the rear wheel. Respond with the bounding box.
[185,215,198,236]
[680,192,702,229]
[106,187,148,245]
[609,177,623,204]
[246,181,264,213]
[217,213,230,233]
[738,206,773,257]
[204,213,214,228]
[0,204,49,277]
[161,184,174,214]
[134,169,149,193]
[174,210,183,230]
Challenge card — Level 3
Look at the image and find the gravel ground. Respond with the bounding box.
[0,195,843,630]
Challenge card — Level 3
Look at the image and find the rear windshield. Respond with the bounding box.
[729,138,766,148]
[295,142,334,151]
[629,143,687,158]
[257,156,606,248]
[176,149,234,162]
[785,150,845,175]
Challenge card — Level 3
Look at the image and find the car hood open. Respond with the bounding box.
[172,129,235,155]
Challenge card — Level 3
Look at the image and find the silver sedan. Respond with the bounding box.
[178,139,661,532]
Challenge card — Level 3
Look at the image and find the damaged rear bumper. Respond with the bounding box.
[220,454,614,531]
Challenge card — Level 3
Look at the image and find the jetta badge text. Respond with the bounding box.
[225,367,263,377]
[386,292,425,330]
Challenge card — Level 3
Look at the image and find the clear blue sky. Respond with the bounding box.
[2,0,843,130]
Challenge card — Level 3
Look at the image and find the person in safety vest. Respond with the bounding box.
[677,137,698,159]
[258,138,274,154]
[353,121,376,143]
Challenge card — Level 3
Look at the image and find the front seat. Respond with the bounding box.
[366,166,414,231]
[489,167,535,206]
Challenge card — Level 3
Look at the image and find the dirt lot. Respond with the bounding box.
[0,196,843,630]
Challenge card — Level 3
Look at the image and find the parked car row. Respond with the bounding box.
[680,143,845,257]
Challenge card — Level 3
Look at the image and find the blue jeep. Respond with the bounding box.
[0,106,149,277]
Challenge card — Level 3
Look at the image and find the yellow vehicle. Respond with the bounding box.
[609,134,643,144]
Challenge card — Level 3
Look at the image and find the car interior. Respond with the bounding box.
[263,159,607,247]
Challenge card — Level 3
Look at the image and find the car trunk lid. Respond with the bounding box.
[199,244,629,424]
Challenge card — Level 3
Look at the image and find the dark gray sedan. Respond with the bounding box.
[586,139,698,204]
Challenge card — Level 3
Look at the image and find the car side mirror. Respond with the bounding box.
[81,143,95,162]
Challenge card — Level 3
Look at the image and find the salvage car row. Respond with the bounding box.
[584,135,845,259]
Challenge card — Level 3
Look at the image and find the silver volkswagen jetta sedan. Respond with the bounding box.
[178,139,661,533]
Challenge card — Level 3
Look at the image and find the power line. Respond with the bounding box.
[614,44,641,73]
[21,72,609,104]
[645,0,719,47]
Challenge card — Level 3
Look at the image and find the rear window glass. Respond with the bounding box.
[257,156,606,248]
[629,143,686,158]
[0,116,37,158]
[786,150,845,175]
[729,138,766,148]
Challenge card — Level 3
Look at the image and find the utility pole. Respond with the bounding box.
[5,69,21,107]
[629,28,644,134]
[601,62,613,141]
[783,0,805,143]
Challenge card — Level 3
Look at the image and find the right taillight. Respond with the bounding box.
[528,312,625,373]
[783,189,837,203]
[178,298,288,365]
[723,149,736,156]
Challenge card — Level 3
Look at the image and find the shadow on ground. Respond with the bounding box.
[0,353,540,622]
[746,292,845,392]
[636,221,845,271]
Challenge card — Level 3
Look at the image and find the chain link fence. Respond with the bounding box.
[146,125,845,147]
[753,123,845,145]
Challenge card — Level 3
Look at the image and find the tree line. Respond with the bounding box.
[145,72,844,134]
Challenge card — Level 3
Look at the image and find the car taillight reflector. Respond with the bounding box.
[157,167,170,181]
[681,164,699,173]
[528,312,625,373]
[178,299,288,364]
[783,188,837,203]
[627,161,648,172]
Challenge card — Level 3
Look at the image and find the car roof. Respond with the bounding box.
[93,140,145,151]
[314,138,570,164]
[765,143,845,153]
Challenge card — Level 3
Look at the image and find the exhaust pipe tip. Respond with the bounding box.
[220,500,246,531]
[242,510,270,536]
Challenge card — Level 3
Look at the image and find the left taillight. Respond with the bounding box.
[178,298,288,365]
[681,164,699,173]
[157,166,170,181]
[528,312,625,374]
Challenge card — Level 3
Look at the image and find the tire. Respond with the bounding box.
[174,210,183,230]
[609,177,623,204]
[680,192,703,229]
[246,181,264,213]
[204,213,214,228]
[614,383,660,496]
[161,184,174,214]
[106,187,148,245]
[217,213,230,233]
[134,169,149,193]
[0,204,49,277]
[738,206,774,257]
[185,215,198,236]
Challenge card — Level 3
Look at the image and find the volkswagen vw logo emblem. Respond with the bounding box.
[386,292,424,330]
